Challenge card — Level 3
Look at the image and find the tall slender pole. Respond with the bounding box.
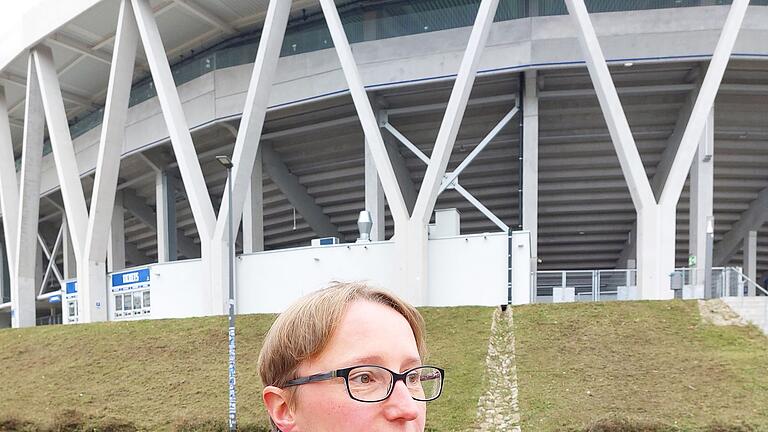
[226,165,237,431]
[704,216,714,299]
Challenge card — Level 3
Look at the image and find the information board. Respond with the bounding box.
[64,280,78,324]
[110,268,151,320]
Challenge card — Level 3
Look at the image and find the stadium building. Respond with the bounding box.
[0,0,766,328]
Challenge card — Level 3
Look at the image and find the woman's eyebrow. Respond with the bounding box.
[342,354,422,368]
[344,354,386,365]
[401,357,424,369]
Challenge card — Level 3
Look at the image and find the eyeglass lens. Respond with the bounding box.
[347,366,442,402]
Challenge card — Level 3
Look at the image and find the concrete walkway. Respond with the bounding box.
[473,308,521,432]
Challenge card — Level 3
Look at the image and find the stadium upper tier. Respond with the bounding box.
[0,0,767,291]
[2,0,767,157]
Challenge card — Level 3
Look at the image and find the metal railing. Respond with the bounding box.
[35,314,62,326]
[535,267,767,303]
[535,269,637,303]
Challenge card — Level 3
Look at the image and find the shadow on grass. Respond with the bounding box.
[575,416,760,432]
[0,411,271,432]
[3,413,760,432]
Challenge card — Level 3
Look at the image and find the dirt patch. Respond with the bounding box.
[698,299,747,327]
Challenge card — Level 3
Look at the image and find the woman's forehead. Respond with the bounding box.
[305,300,421,371]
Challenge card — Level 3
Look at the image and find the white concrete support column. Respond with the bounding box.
[384,134,418,214]
[616,80,704,270]
[83,0,139,312]
[522,70,539,267]
[565,0,747,299]
[133,0,216,310]
[321,0,427,300]
[402,0,500,305]
[318,0,409,229]
[156,171,177,262]
[132,0,215,242]
[0,236,7,303]
[0,86,18,309]
[322,0,507,304]
[637,203,677,299]
[365,122,386,241]
[13,54,46,328]
[62,215,77,279]
[155,173,169,262]
[242,151,264,254]
[34,46,90,256]
[33,44,116,322]
[0,86,18,278]
[209,0,292,314]
[108,192,127,273]
[743,230,757,295]
[0,235,5,301]
[35,242,44,295]
[689,108,714,291]
[658,0,749,207]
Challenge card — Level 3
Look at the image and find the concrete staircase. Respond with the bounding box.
[722,297,768,335]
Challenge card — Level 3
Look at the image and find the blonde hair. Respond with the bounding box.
[258,282,427,428]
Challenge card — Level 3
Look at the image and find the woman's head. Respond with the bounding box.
[258,282,431,432]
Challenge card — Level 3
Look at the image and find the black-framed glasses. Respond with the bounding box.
[284,365,445,403]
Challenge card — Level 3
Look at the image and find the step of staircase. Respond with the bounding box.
[721,297,768,335]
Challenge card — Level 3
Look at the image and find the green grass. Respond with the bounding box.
[513,300,768,431]
[5,300,767,431]
[0,307,493,431]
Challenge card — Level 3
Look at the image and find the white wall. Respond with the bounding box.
[236,241,399,314]
[510,230,532,305]
[226,233,517,313]
[149,259,210,319]
[109,232,524,319]
[427,232,509,307]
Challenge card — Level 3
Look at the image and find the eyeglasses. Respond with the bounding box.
[284,365,445,403]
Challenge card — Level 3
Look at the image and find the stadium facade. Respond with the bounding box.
[0,0,766,328]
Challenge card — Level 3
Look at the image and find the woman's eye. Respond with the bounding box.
[352,373,373,384]
[407,374,420,384]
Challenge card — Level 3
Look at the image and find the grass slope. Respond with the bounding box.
[0,307,493,431]
[513,300,768,431]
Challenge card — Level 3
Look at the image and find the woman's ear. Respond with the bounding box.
[263,386,297,432]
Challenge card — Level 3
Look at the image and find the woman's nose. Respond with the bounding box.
[382,380,422,422]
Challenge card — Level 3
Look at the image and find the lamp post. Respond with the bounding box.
[705,216,714,299]
[216,155,237,432]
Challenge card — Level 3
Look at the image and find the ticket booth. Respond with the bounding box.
[63,280,79,324]
[110,268,151,320]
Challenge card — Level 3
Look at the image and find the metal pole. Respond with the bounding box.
[704,216,714,299]
[227,165,237,432]
[517,73,524,231]
[507,228,513,305]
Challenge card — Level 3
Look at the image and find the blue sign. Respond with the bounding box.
[48,295,62,304]
[65,281,78,294]
[111,268,150,287]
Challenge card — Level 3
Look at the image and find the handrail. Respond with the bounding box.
[724,266,768,296]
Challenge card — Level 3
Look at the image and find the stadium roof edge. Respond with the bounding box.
[0,0,103,72]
